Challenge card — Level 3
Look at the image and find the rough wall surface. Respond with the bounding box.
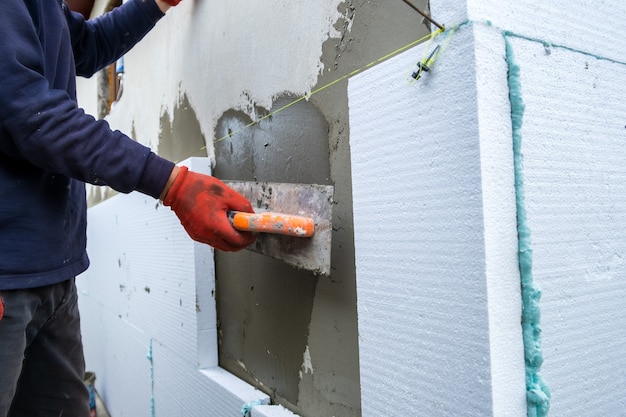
[77,1,430,416]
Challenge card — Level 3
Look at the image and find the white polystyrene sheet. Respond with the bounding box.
[509,36,626,416]
[77,158,284,417]
[349,24,526,416]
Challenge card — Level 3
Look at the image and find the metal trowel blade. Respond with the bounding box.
[225,181,334,276]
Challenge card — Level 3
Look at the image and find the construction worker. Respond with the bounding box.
[0,1,255,415]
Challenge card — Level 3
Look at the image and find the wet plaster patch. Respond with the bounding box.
[214,96,331,184]
[213,95,330,412]
[217,256,319,407]
[158,94,208,163]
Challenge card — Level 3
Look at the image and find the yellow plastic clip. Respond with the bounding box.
[409,25,457,83]
[411,44,441,80]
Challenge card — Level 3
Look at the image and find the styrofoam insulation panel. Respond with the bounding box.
[348,24,526,416]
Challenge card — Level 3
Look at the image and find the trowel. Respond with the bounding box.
[225,181,334,276]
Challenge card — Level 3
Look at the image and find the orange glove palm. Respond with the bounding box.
[164,166,256,251]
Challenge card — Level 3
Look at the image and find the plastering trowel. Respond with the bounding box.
[225,181,334,276]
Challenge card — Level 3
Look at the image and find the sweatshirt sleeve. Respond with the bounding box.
[67,0,165,77]
[0,1,173,200]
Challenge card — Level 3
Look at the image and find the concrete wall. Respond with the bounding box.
[77,1,430,416]
[350,1,626,416]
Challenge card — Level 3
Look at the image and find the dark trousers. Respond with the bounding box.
[0,279,89,417]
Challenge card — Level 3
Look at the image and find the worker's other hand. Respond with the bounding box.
[163,166,256,251]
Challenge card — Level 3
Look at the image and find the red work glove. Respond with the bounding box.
[162,0,182,6]
[163,166,256,251]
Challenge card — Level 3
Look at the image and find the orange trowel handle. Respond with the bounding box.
[228,211,315,237]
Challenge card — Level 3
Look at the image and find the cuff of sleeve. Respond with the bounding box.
[135,153,175,199]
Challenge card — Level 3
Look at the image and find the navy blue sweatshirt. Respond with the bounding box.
[0,0,175,289]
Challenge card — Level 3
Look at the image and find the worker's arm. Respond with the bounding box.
[145,0,256,252]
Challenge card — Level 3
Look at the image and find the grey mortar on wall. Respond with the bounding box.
[84,1,431,414]
[213,96,330,409]
[158,94,208,163]
[211,1,432,416]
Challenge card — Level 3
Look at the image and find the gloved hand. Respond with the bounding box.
[162,0,182,5]
[163,166,256,251]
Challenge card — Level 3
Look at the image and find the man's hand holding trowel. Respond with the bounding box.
[162,164,322,254]
[161,165,257,252]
